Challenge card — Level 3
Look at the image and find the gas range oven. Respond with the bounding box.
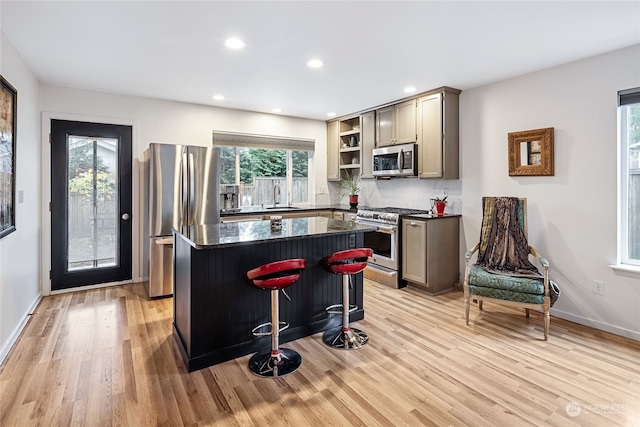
[356,207,431,288]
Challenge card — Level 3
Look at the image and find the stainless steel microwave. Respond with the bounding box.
[372,143,417,177]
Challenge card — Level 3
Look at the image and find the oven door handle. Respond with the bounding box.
[374,225,396,234]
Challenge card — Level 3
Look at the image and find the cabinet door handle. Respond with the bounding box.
[410,221,418,226]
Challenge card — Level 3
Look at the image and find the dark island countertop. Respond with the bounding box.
[176,217,377,249]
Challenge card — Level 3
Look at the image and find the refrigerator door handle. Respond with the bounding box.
[188,152,196,226]
[181,151,189,227]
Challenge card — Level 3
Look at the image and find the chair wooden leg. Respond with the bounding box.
[478,300,483,311]
[543,311,550,340]
[464,293,470,325]
[525,308,530,317]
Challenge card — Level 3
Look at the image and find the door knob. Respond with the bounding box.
[122,213,130,220]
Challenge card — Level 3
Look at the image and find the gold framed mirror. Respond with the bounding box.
[508,127,554,176]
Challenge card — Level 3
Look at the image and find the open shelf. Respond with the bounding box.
[337,115,362,177]
[339,129,360,137]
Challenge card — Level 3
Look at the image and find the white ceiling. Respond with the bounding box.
[1,1,639,121]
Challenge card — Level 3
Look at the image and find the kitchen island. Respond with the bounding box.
[173,217,376,371]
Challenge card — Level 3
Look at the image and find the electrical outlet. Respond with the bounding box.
[317,186,325,194]
[593,280,604,295]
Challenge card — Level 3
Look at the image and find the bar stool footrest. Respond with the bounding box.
[325,304,358,315]
[248,348,302,377]
[323,327,369,350]
[251,321,289,337]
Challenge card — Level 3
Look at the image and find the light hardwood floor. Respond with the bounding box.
[1,280,639,426]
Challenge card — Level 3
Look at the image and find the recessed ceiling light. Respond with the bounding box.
[404,86,417,93]
[224,38,245,49]
[307,59,323,68]
[212,94,225,101]
[272,108,282,113]
[327,112,336,117]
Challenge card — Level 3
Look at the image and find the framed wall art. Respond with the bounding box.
[1,75,17,238]
[508,127,554,176]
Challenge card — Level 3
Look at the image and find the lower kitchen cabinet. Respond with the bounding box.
[333,211,357,221]
[265,210,327,219]
[401,216,460,294]
[220,214,264,223]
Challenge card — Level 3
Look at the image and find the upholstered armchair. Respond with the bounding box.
[463,197,558,340]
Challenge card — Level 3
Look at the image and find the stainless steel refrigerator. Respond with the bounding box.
[144,143,220,297]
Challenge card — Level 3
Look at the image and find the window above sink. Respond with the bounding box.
[218,146,311,208]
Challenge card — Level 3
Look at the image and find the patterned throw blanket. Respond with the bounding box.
[476,197,560,305]
[477,197,539,275]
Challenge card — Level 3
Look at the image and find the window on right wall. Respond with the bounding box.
[618,87,640,267]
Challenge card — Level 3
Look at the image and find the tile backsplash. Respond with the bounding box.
[327,178,462,213]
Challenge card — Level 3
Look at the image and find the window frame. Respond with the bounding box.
[220,146,311,206]
[617,87,640,269]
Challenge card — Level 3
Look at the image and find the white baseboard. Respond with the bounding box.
[0,294,42,365]
[550,308,640,341]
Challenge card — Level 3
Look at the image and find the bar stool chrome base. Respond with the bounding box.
[248,348,302,377]
[245,259,306,379]
[323,327,369,350]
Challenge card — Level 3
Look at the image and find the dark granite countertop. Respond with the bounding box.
[220,204,354,216]
[175,217,377,249]
[402,213,462,220]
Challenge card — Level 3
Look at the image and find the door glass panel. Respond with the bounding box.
[67,136,119,271]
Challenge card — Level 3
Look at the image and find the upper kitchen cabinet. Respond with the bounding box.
[338,115,362,177]
[359,110,375,179]
[376,99,417,147]
[327,120,340,181]
[329,86,460,180]
[328,113,374,180]
[417,87,460,179]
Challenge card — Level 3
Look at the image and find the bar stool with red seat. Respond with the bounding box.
[320,248,373,350]
[245,258,306,377]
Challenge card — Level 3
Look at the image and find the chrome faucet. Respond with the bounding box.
[273,182,281,207]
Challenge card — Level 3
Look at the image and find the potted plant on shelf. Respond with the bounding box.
[340,171,361,209]
[431,196,447,216]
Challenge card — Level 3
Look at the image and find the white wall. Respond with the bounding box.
[39,85,328,283]
[40,86,327,163]
[0,31,42,361]
[460,44,640,340]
